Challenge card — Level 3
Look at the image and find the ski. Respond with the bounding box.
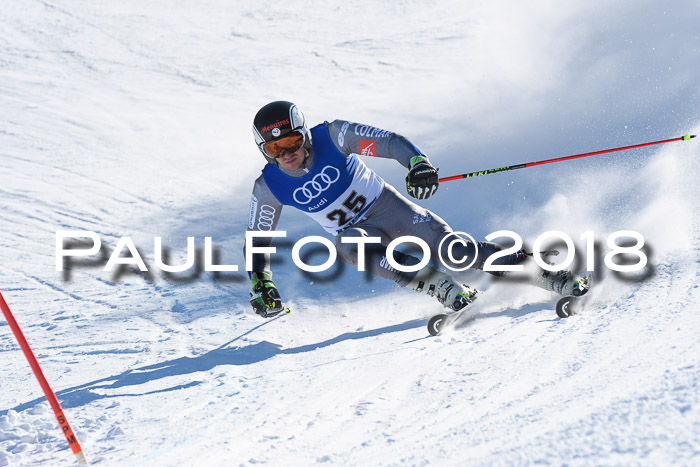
[427,311,463,336]
[275,306,293,318]
[427,272,592,335]
[426,290,480,336]
[555,273,593,318]
[555,295,584,318]
[428,293,585,336]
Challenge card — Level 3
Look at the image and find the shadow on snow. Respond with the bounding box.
[4,318,425,414]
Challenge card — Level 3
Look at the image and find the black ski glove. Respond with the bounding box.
[406,156,439,200]
[249,272,285,318]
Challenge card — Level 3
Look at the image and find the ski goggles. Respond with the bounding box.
[261,131,305,158]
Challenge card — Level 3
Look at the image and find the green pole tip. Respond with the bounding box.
[682,134,696,141]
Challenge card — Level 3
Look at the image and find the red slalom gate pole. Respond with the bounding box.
[439,134,696,183]
[0,290,88,465]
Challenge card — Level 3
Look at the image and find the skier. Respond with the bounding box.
[246,101,588,317]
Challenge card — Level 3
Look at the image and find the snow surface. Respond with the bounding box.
[1,1,699,465]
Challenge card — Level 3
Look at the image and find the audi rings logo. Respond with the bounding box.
[256,204,276,231]
[293,166,341,205]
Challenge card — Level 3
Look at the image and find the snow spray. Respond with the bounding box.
[0,290,88,465]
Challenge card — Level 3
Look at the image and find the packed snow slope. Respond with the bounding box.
[1,1,699,465]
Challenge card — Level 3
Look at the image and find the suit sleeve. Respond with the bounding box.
[326,119,428,168]
[244,175,284,276]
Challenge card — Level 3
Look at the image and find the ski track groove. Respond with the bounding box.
[1,153,160,209]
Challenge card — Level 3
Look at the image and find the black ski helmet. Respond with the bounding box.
[253,101,311,163]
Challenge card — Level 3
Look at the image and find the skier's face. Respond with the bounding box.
[276,146,306,171]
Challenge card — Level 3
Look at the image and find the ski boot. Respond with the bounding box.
[407,266,478,311]
[530,269,590,297]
